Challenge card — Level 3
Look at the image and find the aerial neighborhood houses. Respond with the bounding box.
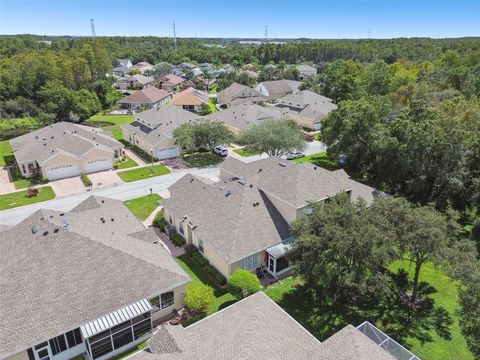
[0,196,191,360]
[162,157,383,279]
[1,57,419,360]
[122,106,200,160]
[9,122,124,180]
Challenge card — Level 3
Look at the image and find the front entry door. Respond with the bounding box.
[33,342,52,360]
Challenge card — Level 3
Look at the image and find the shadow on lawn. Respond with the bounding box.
[275,270,452,348]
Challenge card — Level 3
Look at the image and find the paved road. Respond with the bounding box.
[0,167,220,225]
[0,141,327,225]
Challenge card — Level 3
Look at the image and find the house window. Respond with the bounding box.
[276,256,290,273]
[169,215,173,224]
[49,335,67,355]
[48,327,82,356]
[198,239,205,254]
[87,311,152,360]
[149,295,161,312]
[179,223,184,234]
[22,164,26,174]
[241,254,260,271]
[160,291,175,309]
[66,328,82,348]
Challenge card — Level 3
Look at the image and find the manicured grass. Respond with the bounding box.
[86,114,134,141]
[14,178,34,189]
[264,276,300,302]
[176,255,236,318]
[123,194,162,221]
[182,152,223,167]
[0,187,55,210]
[292,151,340,171]
[233,147,260,157]
[389,260,473,360]
[117,164,170,182]
[116,155,138,169]
[0,140,13,167]
[208,84,218,94]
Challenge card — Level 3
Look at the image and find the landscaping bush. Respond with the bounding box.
[154,210,168,232]
[227,269,261,299]
[81,174,92,187]
[184,284,214,314]
[188,250,227,287]
[26,187,39,198]
[170,231,186,247]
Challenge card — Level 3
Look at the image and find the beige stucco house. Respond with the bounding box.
[9,122,124,181]
[122,105,200,160]
[0,196,190,360]
[254,80,302,102]
[162,157,384,279]
[169,87,209,113]
[273,90,337,130]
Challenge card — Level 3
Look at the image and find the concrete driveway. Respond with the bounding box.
[89,170,124,190]
[0,167,15,195]
[49,176,86,197]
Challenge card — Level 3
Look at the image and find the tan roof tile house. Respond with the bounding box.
[162,157,386,279]
[9,122,124,180]
[216,82,265,107]
[169,87,209,113]
[0,196,190,360]
[122,105,200,160]
[118,87,172,111]
[159,74,185,91]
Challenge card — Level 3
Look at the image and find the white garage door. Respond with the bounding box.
[83,159,112,174]
[155,147,180,160]
[45,164,80,180]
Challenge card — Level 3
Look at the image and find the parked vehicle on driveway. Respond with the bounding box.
[213,145,229,157]
[286,151,305,160]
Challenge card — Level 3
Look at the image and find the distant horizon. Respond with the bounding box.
[2,34,480,41]
[1,0,479,39]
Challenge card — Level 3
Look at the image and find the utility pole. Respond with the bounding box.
[264,25,269,42]
[173,21,177,51]
[90,19,96,38]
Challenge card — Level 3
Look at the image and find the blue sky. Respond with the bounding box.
[0,0,479,38]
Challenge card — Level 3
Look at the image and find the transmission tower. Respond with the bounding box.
[173,21,177,51]
[90,19,96,37]
[264,25,269,41]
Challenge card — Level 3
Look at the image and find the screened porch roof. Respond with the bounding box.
[80,298,152,339]
[266,238,294,258]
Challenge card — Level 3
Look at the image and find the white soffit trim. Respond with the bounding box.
[80,299,152,339]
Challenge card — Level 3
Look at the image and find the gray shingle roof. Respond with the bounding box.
[203,103,286,131]
[163,174,291,263]
[9,122,123,164]
[216,82,264,105]
[0,196,190,358]
[122,105,200,147]
[221,157,356,208]
[135,292,395,360]
[260,80,302,95]
[118,87,171,105]
[274,90,337,124]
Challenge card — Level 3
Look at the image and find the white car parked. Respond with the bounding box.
[213,145,228,157]
[286,151,305,160]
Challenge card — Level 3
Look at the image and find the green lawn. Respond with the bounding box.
[176,254,236,318]
[389,260,473,360]
[117,164,170,182]
[208,84,218,94]
[0,187,55,210]
[116,155,138,169]
[182,152,223,167]
[292,151,340,171]
[233,148,261,157]
[0,140,13,167]
[123,194,162,221]
[86,114,134,141]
